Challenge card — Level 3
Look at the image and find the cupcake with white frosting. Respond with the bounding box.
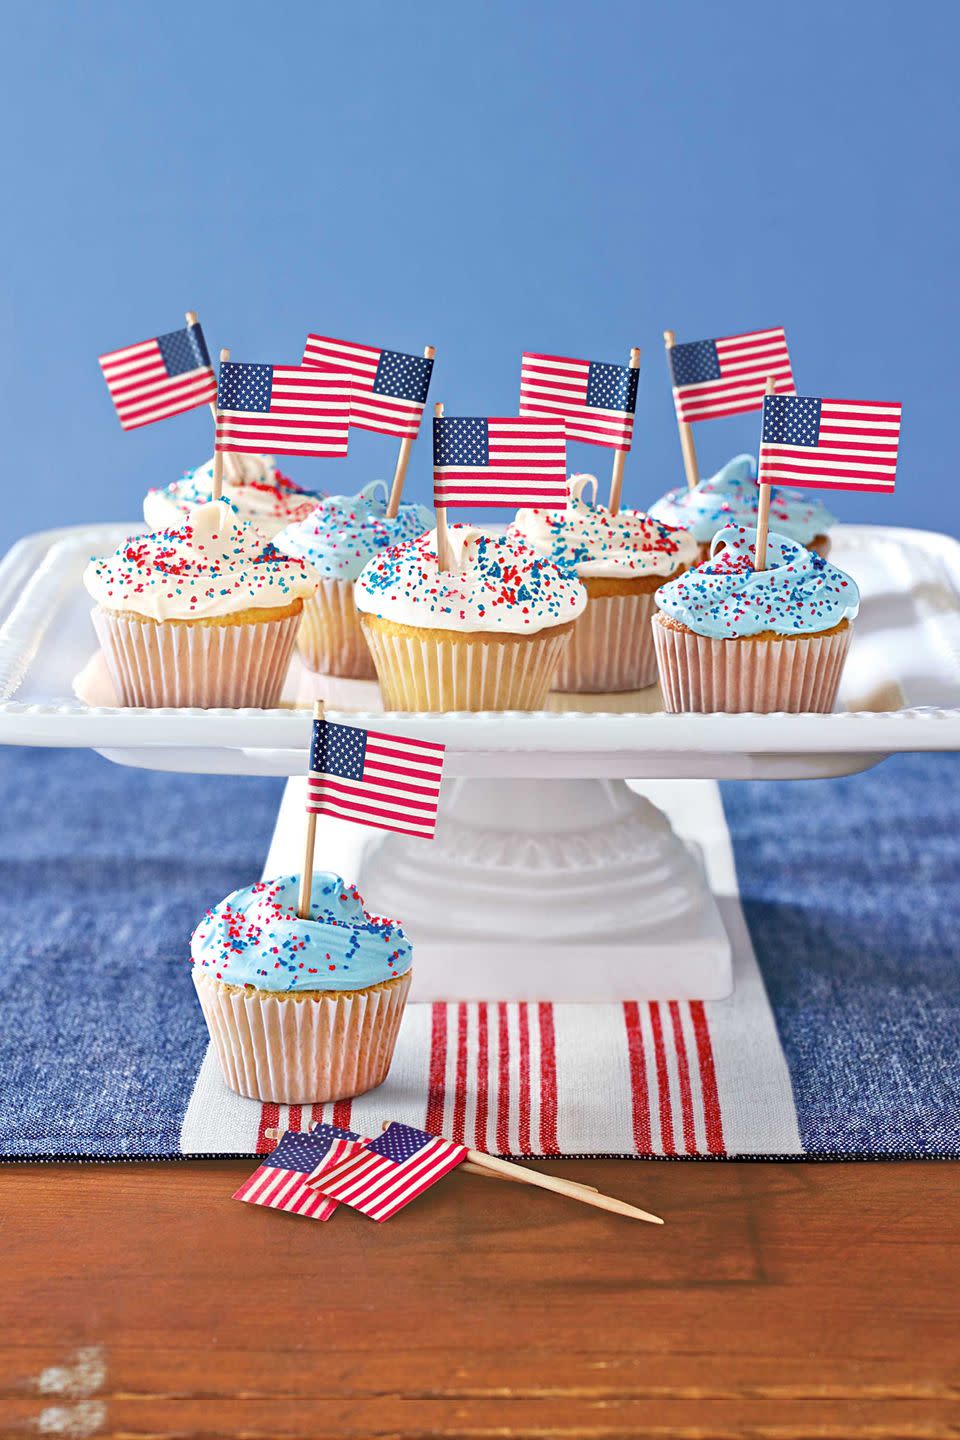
[648,454,836,561]
[355,525,587,711]
[510,474,697,692]
[144,453,322,540]
[191,872,412,1104]
[652,524,859,713]
[273,481,433,678]
[84,499,320,708]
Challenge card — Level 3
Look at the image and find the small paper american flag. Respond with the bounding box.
[99,321,217,430]
[433,416,567,509]
[307,719,445,841]
[669,328,795,423]
[308,1122,467,1221]
[302,334,433,440]
[759,394,902,493]
[232,1124,362,1220]
[520,352,638,450]
[215,362,350,457]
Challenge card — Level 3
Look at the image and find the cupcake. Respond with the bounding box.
[191,873,412,1104]
[648,454,835,561]
[143,453,322,540]
[509,474,697,692]
[355,524,587,711]
[84,499,320,708]
[273,481,433,678]
[652,524,859,714]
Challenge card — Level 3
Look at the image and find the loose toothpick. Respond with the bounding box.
[185,312,237,492]
[263,1125,599,1193]
[433,401,454,571]
[387,345,435,519]
[753,377,778,572]
[608,346,641,516]
[297,699,324,920]
[663,330,700,490]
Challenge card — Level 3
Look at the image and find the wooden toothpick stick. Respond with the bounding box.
[433,401,454,571]
[185,313,238,490]
[297,699,324,920]
[608,346,640,516]
[387,345,435,519]
[663,330,700,491]
[211,347,231,502]
[753,377,778,572]
[463,1149,663,1224]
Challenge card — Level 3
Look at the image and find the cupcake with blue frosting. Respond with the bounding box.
[651,525,859,713]
[144,453,323,540]
[191,872,412,1104]
[274,481,433,678]
[648,454,835,561]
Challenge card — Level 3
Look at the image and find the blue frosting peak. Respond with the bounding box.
[654,525,859,639]
[190,872,412,992]
[648,453,836,545]
[274,481,434,581]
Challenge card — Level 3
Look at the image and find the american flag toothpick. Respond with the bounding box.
[432,414,568,510]
[99,319,217,430]
[232,1125,362,1220]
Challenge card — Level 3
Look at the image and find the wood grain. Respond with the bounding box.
[2,1160,958,1438]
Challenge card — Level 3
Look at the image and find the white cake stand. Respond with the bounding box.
[1,520,959,1002]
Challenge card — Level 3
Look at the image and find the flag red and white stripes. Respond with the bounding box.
[671,327,795,423]
[232,1127,361,1219]
[99,326,217,430]
[307,720,445,841]
[309,1123,467,1221]
[215,363,350,457]
[520,352,636,450]
[759,395,902,493]
[302,334,433,440]
[433,416,568,508]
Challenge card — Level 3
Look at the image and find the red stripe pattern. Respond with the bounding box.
[520,352,637,451]
[433,415,568,508]
[302,334,433,440]
[99,323,217,431]
[215,362,350,457]
[759,394,901,493]
[670,327,795,423]
[309,1122,467,1221]
[307,719,445,841]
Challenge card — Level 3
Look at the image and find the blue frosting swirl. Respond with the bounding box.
[274,481,434,581]
[648,454,836,546]
[654,525,859,639]
[190,872,412,992]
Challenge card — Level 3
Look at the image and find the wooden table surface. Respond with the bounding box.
[3,1159,958,1439]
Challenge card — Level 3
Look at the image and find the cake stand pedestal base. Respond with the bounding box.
[263,777,732,1002]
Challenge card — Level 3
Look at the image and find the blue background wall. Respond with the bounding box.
[1,0,956,553]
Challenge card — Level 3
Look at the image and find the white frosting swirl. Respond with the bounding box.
[510,474,698,579]
[354,524,587,635]
[143,454,322,540]
[85,500,320,621]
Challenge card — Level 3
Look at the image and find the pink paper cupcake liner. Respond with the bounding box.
[652,616,853,714]
[296,578,377,678]
[92,606,300,708]
[553,590,659,693]
[192,969,411,1105]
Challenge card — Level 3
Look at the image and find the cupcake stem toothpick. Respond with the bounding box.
[211,347,230,503]
[185,313,238,493]
[387,345,436,519]
[298,700,325,920]
[753,377,779,571]
[663,331,701,491]
[432,402,455,571]
[607,347,641,516]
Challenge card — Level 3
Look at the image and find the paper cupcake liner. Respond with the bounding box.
[297,578,377,679]
[361,621,572,710]
[92,606,300,708]
[697,533,832,564]
[553,590,659,693]
[192,969,411,1105]
[652,617,853,714]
